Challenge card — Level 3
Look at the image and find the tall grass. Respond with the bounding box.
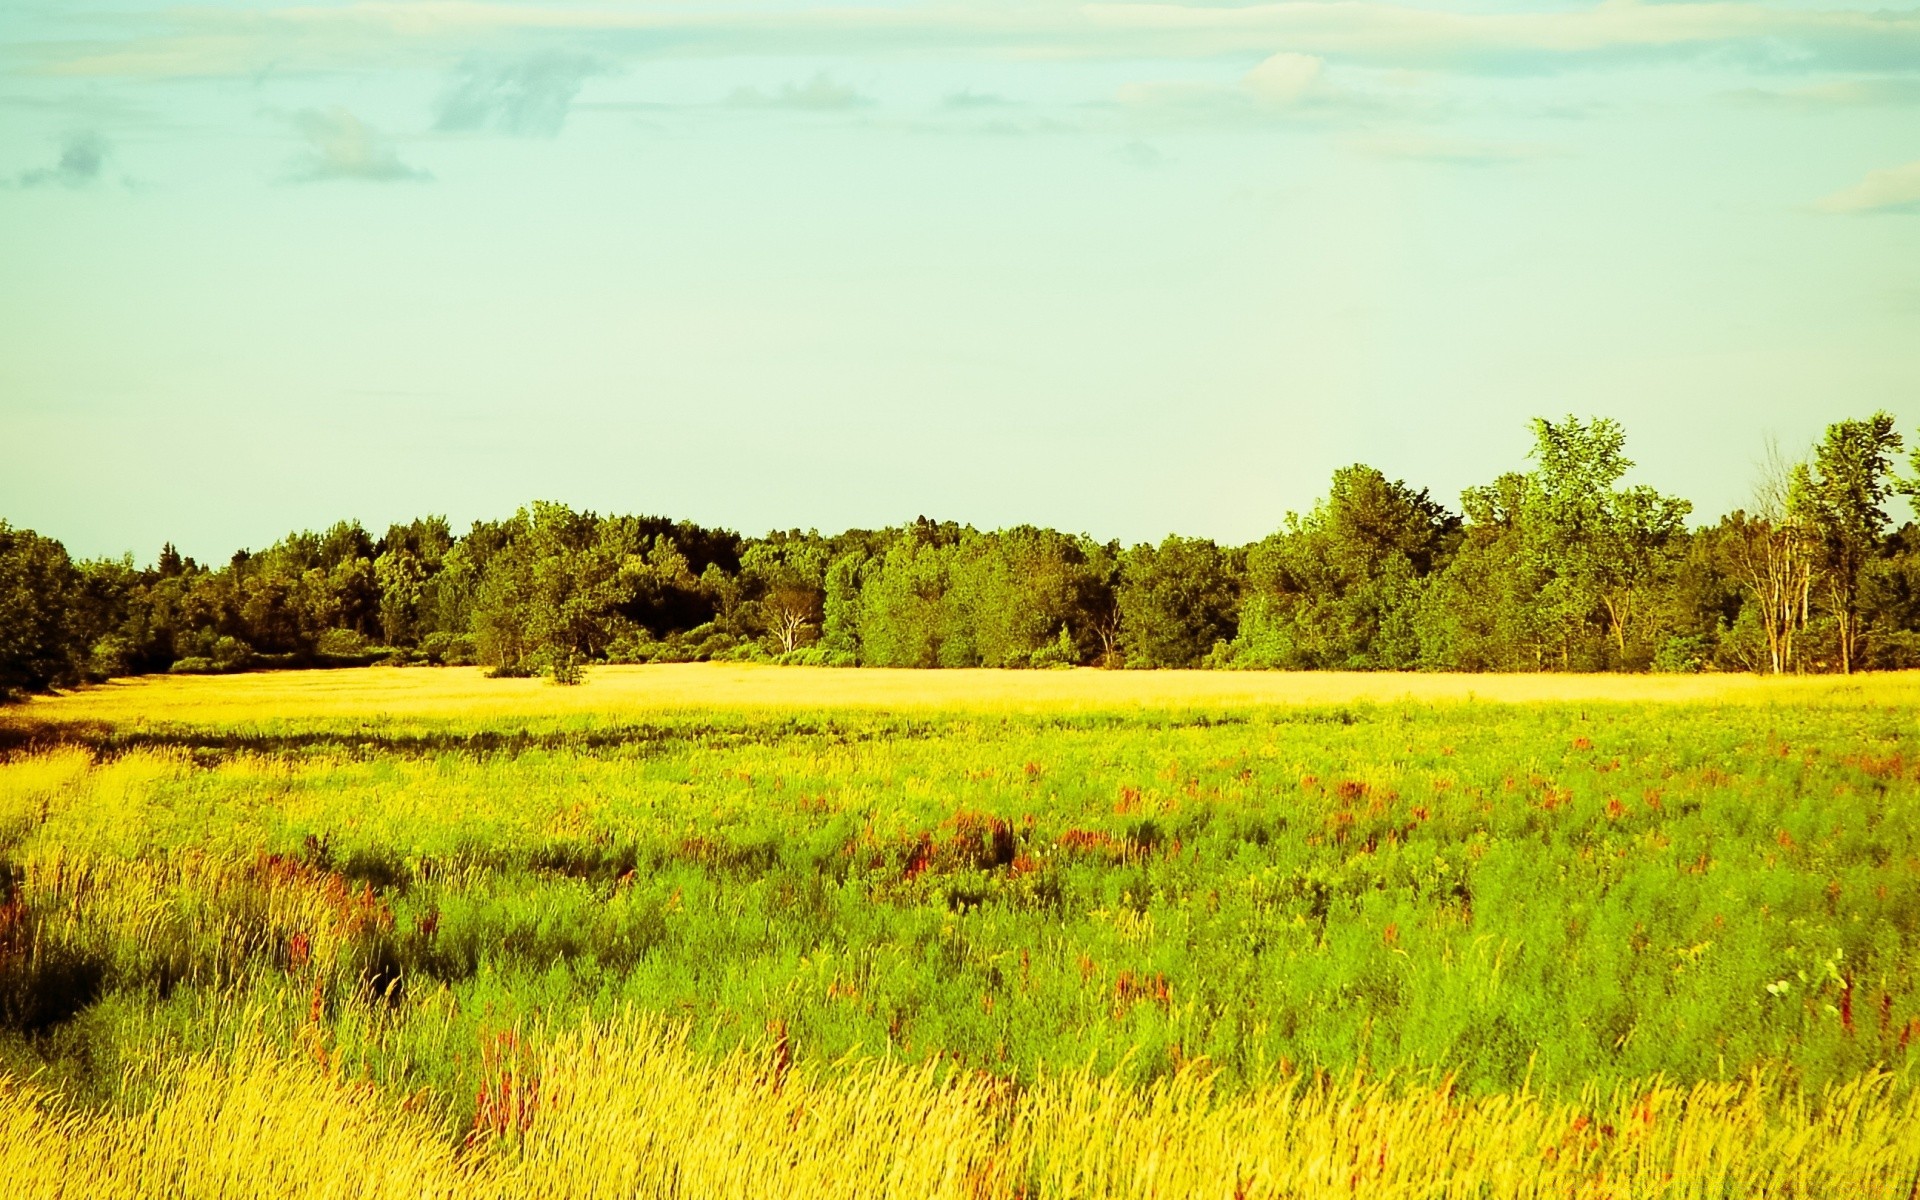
[9,1015,1920,1199]
[4,669,1920,1190]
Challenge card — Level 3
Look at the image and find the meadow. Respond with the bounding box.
[4,665,1920,1197]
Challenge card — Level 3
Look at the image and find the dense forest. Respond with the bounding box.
[4,413,1918,697]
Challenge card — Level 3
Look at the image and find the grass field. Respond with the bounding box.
[5,665,1920,1196]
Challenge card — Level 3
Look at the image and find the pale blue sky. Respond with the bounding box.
[2,0,1916,560]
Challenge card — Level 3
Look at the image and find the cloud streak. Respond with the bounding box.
[285,108,430,183]
[1815,161,1920,215]
[1354,133,1553,167]
[435,52,610,136]
[17,132,107,187]
[31,2,1920,81]
[727,74,870,111]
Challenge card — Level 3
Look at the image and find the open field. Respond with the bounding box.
[16,663,1920,727]
[4,667,1920,1196]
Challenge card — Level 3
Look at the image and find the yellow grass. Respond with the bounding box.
[8,1015,1920,1200]
[12,663,1920,727]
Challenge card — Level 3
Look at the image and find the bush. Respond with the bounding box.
[1868,630,1920,671]
[604,629,663,665]
[1652,635,1709,674]
[87,636,137,681]
[776,646,857,667]
[211,636,254,670]
[315,629,369,656]
[541,647,587,686]
[420,633,479,666]
[1030,626,1079,669]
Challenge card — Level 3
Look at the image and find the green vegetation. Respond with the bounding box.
[4,411,1920,698]
[5,687,1919,1137]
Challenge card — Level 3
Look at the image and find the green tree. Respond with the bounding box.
[1731,443,1817,675]
[740,538,829,654]
[374,517,453,647]
[0,521,85,698]
[1417,472,1546,671]
[855,536,957,667]
[945,527,1096,667]
[1526,416,1691,669]
[1230,465,1458,669]
[473,502,634,680]
[1801,413,1903,673]
[1115,536,1238,668]
[820,552,864,661]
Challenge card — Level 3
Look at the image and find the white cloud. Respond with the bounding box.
[286,109,430,183]
[1244,53,1323,106]
[1814,160,1920,214]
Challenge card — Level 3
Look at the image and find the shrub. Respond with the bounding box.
[420,633,479,666]
[1030,626,1079,669]
[1652,635,1709,674]
[316,629,370,657]
[211,636,255,670]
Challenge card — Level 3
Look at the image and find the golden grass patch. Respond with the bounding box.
[13,663,1920,729]
[10,1016,1920,1199]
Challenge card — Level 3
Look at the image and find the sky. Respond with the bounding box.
[1,0,1916,562]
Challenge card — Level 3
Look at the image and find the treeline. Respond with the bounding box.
[3,413,1918,697]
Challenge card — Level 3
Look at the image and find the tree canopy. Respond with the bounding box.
[4,413,1918,694]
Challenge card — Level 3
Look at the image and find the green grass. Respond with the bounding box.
[5,693,1920,1139]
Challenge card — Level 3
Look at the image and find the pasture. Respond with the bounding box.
[3,666,1920,1197]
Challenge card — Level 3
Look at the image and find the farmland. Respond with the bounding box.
[4,665,1920,1197]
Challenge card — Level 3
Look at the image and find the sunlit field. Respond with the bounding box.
[16,661,1920,725]
[5,666,1920,1197]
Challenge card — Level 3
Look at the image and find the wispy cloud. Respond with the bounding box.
[944,90,1014,110]
[1114,53,1345,124]
[1353,133,1553,167]
[1082,2,1920,75]
[1731,79,1920,109]
[1814,160,1920,215]
[435,52,610,136]
[16,132,107,187]
[285,109,430,183]
[727,74,870,111]
[31,3,1920,81]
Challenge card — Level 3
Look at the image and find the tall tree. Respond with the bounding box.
[472,502,636,680]
[820,551,864,661]
[1418,472,1545,671]
[1526,416,1690,669]
[740,538,828,655]
[0,522,85,698]
[1733,442,1816,675]
[1231,465,1458,669]
[1115,537,1239,668]
[1801,413,1903,674]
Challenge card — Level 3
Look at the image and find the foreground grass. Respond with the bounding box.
[9,1018,1920,1199]
[4,667,1920,1193]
